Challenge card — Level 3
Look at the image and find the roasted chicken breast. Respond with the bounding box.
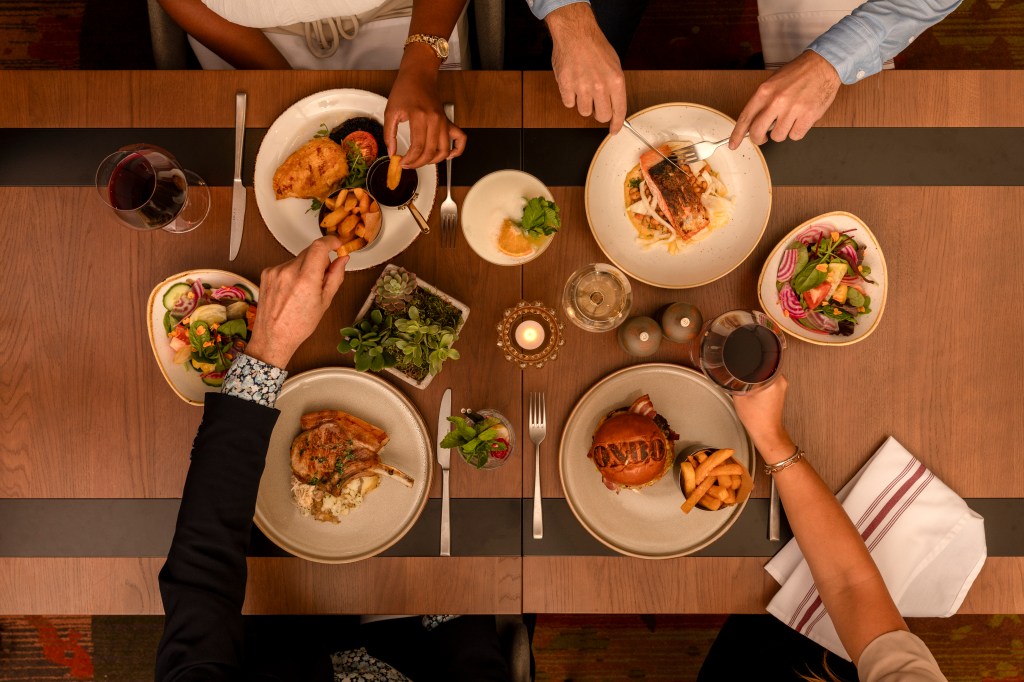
[272,138,349,200]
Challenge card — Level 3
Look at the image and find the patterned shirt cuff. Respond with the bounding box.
[221,353,287,408]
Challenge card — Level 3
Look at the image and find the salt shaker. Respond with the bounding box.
[661,302,703,344]
[617,316,662,357]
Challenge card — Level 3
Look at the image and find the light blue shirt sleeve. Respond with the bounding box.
[807,0,962,85]
[526,0,590,21]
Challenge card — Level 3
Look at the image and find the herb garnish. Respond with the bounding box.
[515,197,560,238]
[313,123,330,138]
[341,142,369,189]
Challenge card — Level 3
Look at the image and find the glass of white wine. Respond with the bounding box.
[562,263,632,332]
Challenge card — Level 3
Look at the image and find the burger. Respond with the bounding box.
[587,394,679,492]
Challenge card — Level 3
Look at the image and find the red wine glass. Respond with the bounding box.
[95,144,210,233]
[688,309,786,394]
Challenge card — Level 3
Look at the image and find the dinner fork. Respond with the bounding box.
[529,392,547,539]
[439,102,457,249]
[670,134,748,165]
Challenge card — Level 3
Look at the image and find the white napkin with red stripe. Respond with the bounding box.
[765,436,986,661]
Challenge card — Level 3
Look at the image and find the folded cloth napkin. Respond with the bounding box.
[757,0,894,70]
[765,436,986,661]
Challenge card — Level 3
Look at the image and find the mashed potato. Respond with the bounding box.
[291,474,379,523]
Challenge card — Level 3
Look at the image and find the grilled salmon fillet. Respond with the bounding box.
[272,138,349,200]
[639,146,709,239]
[290,410,412,497]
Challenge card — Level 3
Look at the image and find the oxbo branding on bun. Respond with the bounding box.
[587,394,680,492]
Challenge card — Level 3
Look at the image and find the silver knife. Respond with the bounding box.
[621,119,688,175]
[437,388,452,557]
[769,478,781,541]
[229,91,247,261]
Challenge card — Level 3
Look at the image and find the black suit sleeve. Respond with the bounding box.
[155,393,280,682]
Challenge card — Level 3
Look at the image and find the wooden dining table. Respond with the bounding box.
[0,70,1021,617]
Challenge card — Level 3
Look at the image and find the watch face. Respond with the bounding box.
[436,38,450,59]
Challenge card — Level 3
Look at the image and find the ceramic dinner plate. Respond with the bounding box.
[461,170,556,265]
[254,367,433,564]
[758,211,888,346]
[253,88,437,270]
[147,269,259,406]
[585,103,772,289]
[560,363,755,559]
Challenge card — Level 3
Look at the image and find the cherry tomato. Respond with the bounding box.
[343,131,378,164]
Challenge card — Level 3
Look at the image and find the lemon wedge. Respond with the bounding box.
[497,219,534,257]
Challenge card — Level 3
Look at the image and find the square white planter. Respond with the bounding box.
[351,264,470,390]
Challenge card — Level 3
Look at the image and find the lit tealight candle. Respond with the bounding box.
[515,320,545,351]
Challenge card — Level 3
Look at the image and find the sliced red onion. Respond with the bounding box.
[211,286,246,302]
[777,248,799,281]
[778,284,807,318]
[170,279,204,318]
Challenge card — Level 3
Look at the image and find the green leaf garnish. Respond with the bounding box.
[515,196,560,239]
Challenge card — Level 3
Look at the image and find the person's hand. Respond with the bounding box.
[729,50,841,150]
[546,3,626,134]
[244,236,349,368]
[732,376,797,465]
[384,44,468,169]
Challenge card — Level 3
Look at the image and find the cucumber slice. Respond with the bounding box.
[201,372,225,387]
[162,283,191,311]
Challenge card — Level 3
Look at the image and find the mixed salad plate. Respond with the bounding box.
[147,269,259,405]
[758,211,888,345]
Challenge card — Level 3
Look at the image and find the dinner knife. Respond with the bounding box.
[437,388,452,557]
[621,119,688,175]
[229,91,247,261]
[769,478,781,541]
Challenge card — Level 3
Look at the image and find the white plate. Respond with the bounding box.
[560,363,754,559]
[758,211,888,346]
[254,89,437,270]
[461,170,556,265]
[585,103,772,289]
[147,269,259,406]
[254,367,433,563]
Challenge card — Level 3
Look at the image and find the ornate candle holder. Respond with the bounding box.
[496,300,565,369]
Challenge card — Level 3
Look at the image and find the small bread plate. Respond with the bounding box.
[254,368,433,564]
[254,88,437,270]
[758,211,888,346]
[586,103,771,289]
[147,269,259,406]
[560,363,755,559]
[462,170,557,265]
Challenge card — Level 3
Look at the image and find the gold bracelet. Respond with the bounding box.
[763,446,806,476]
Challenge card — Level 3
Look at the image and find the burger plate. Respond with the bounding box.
[559,363,755,559]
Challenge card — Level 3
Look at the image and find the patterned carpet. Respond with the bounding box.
[2,614,1024,680]
[0,0,1023,69]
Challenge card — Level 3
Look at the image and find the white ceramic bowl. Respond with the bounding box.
[758,211,888,346]
[585,103,772,289]
[461,170,557,266]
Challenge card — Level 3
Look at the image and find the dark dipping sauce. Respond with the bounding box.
[366,158,417,207]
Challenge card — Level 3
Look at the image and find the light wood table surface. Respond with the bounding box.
[0,71,1021,616]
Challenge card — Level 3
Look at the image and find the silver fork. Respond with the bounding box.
[440,102,457,249]
[672,132,753,164]
[529,392,547,539]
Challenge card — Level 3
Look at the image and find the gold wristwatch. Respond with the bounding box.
[404,34,450,63]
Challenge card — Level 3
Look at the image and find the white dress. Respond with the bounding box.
[189,0,467,70]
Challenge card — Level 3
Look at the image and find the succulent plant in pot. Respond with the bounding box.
[375,267,417,314]
[338,309,396,372]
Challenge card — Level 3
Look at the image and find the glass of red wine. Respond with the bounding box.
[95,144,210,233]
[688,310,786,394]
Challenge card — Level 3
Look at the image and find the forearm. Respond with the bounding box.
[157,0,290,69]
[807,0,961,83]
[544,2,600,45]
[764,439,907,662]
[155,392,280,681]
